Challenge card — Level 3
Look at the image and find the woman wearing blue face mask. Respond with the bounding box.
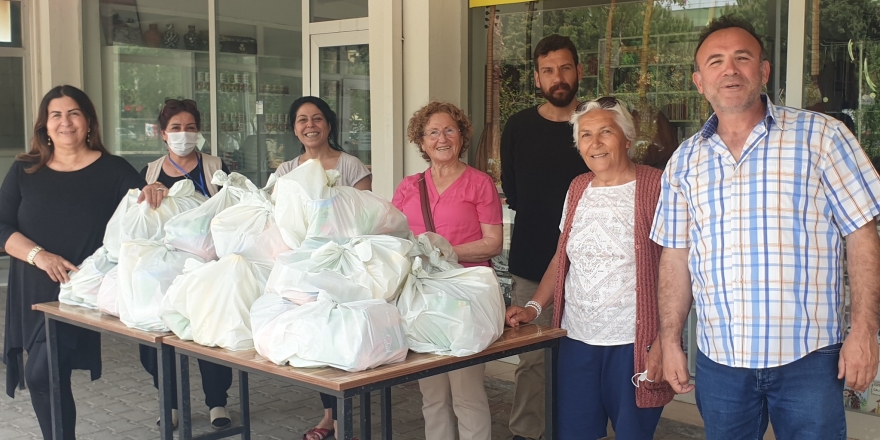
[139,99,230,206]
[138,98,234,430]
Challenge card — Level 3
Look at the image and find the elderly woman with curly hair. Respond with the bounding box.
[392,101,503,440]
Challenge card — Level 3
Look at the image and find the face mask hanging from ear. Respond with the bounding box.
[166,131,199,156]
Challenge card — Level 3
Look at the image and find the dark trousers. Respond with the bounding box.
[26,340,76,440]
[139,344,232,409]
[320,392,338,419]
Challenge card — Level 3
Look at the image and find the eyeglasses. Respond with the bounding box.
[164,98,198,109]
[577,96,622,112]
[423,128,461,140]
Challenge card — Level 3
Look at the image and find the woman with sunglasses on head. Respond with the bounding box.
[0,85,145,439]
[274,96,371,191]
[139,99,230,207]
[505,97,674,440]
[137,98,233,430]
[391,101,503,440]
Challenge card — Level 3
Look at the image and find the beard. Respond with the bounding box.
[542,81,578,107]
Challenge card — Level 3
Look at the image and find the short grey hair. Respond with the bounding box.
[570,98,637,157]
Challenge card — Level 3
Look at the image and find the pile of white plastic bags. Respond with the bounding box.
[59,159,506,373]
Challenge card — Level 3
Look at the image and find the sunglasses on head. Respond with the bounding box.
[577,96,622,112]
[164,98,198,109]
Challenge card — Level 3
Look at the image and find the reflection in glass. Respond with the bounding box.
[0,57,24,152]
[310,0,368,22]
[218,0,302,186]
[473,0,787,172]
[804,0,880,170]
[91,0,210,172]
[319,44,371,165]
[0,1,22,47]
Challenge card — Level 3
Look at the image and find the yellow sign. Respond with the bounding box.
[469,0,534,8]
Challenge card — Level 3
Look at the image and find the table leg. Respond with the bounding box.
[337,395,354,440]
[177,353,193,440]
[544,342,559,440]
[360,392,371,440]
[156,344,175,440]
[380,387,392,440]
[45,317,63,440]
[239,370,251,440]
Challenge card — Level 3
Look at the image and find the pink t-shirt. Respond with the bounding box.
[392,165,502,267]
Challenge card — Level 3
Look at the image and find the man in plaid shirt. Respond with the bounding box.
[650,15,880,440]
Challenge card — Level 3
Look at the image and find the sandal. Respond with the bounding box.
[210,407,232,430]
[302,427,334,440]
[156,409,179,429]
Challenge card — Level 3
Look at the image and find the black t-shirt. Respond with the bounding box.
[0,153,145,396]
[140,156,230,197]
[500,105,590,281]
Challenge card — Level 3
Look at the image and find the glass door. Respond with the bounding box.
[310,31,371,167]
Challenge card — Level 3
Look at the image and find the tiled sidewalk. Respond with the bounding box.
[0,284,704,439]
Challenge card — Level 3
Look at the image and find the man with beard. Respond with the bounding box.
[652,16,880,440]
[500,34,589,440]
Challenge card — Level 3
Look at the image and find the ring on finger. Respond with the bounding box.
[156,187,165,192]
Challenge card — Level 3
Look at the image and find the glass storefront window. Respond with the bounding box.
[217,0,303,186]
[88,0,212,173]
[470,0,788,175]
[85,0,303,185]
[319,44,371,165]
[0,1,22,48]
[310,0,368,22]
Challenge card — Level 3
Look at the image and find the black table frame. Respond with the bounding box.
[171,337,560,440]
[43,313,176,440]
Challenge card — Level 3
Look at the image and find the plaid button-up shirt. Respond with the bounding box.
[650,96,880,368]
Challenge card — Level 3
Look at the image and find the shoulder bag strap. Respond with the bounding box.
[418,172,436,233]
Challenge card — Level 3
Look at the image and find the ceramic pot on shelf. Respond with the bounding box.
[143,24,162,48]
[163,24,179,49]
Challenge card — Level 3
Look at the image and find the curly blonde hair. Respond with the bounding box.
[407,101,473,162]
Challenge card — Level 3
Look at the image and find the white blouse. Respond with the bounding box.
[559,180,637,346]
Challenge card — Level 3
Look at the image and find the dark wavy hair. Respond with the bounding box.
[288,96,344,153]
[158,99,201,131]
[18,85,109,173]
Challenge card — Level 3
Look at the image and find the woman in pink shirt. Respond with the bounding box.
[392,101,502,440]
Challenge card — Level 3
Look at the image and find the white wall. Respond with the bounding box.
[29,0,83,104]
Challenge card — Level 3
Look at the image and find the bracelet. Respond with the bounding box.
[27,246,44,266]
[525,300,542,318]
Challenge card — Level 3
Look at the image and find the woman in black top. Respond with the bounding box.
[138,98,233,430]
[0,85,145,439]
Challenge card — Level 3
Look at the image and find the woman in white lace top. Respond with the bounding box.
[505,97,674,440]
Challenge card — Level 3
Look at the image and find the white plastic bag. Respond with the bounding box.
[103,189,140,262]
[116,240,203,332]
[104,180,205,262]
[58,247,116,309]
[274,159,410,248]
[160,254,270,350]
[265,235,413,305]
[408,232,460,272]
[396,257,505,356]
[252,291,408,371]
[96,266,120,317]
[250,293,299,359]
[211,191,290,266]
[164,171,258,260]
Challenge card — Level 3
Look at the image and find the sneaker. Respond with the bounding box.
[156,409,179,429]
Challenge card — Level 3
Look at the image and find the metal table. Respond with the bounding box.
[164,324,566,440]
[33,302,176,440]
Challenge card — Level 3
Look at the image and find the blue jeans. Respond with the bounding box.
[695,344,846,440]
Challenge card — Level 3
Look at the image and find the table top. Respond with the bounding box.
[164,324,566,391]
[32,302,170,344]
